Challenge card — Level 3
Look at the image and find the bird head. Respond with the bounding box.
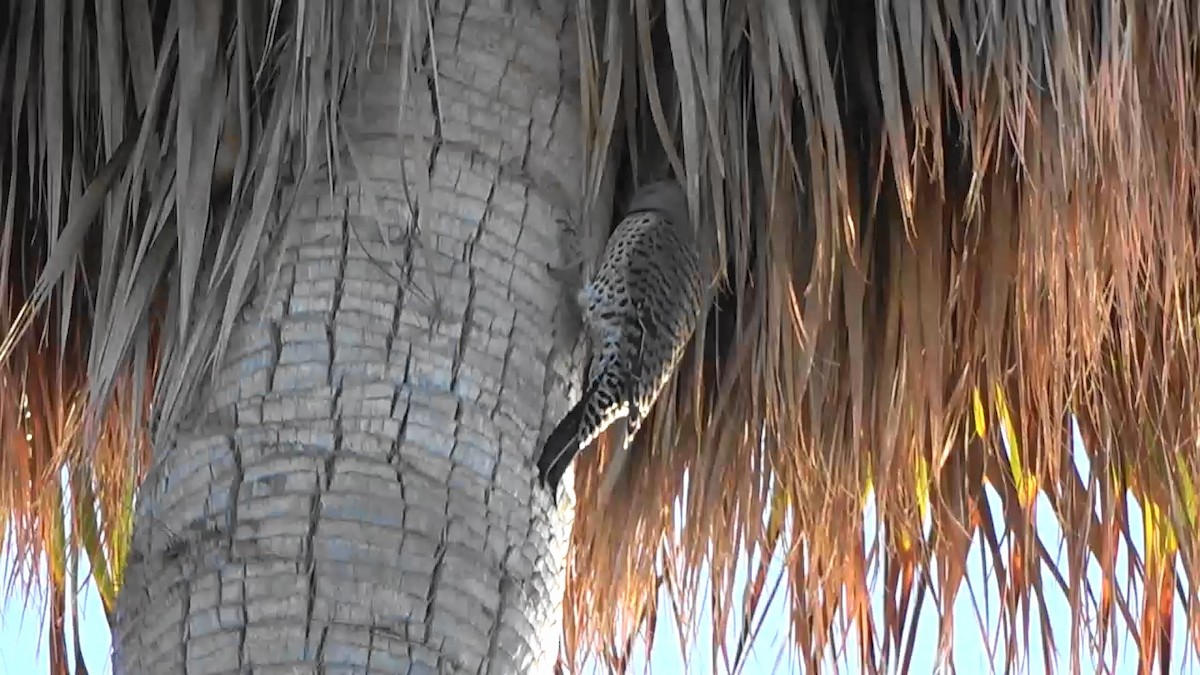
[626,179,691,233]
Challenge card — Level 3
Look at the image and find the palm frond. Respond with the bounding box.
[563,1,1200,672]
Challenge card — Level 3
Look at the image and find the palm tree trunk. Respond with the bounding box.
[114,3,582,672]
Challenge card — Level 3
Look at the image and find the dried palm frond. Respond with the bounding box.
[562,1,1200,673]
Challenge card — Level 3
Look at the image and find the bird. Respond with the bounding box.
[536,179,709,501]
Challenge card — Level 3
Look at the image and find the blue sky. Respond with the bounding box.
[0,551,111,674]
[1,437,1193,674]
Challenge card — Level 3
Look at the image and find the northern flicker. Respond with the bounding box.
[536,180,708,500]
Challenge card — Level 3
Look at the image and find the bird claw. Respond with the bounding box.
[547,216,586,283]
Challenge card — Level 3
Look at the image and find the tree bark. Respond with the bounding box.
[114,2,582,673]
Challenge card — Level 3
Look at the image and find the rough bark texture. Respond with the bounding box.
[115,2,582,673]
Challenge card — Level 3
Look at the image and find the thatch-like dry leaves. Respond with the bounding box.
[563,1,1200,673]
[2,1,1200,674]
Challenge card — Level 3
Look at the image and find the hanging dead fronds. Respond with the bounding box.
[563,0,1200,672]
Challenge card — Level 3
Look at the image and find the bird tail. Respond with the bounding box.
[536,385,593,498]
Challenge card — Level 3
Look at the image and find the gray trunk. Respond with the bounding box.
[114,3,583,673]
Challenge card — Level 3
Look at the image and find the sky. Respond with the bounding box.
[0,434,1194,674]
